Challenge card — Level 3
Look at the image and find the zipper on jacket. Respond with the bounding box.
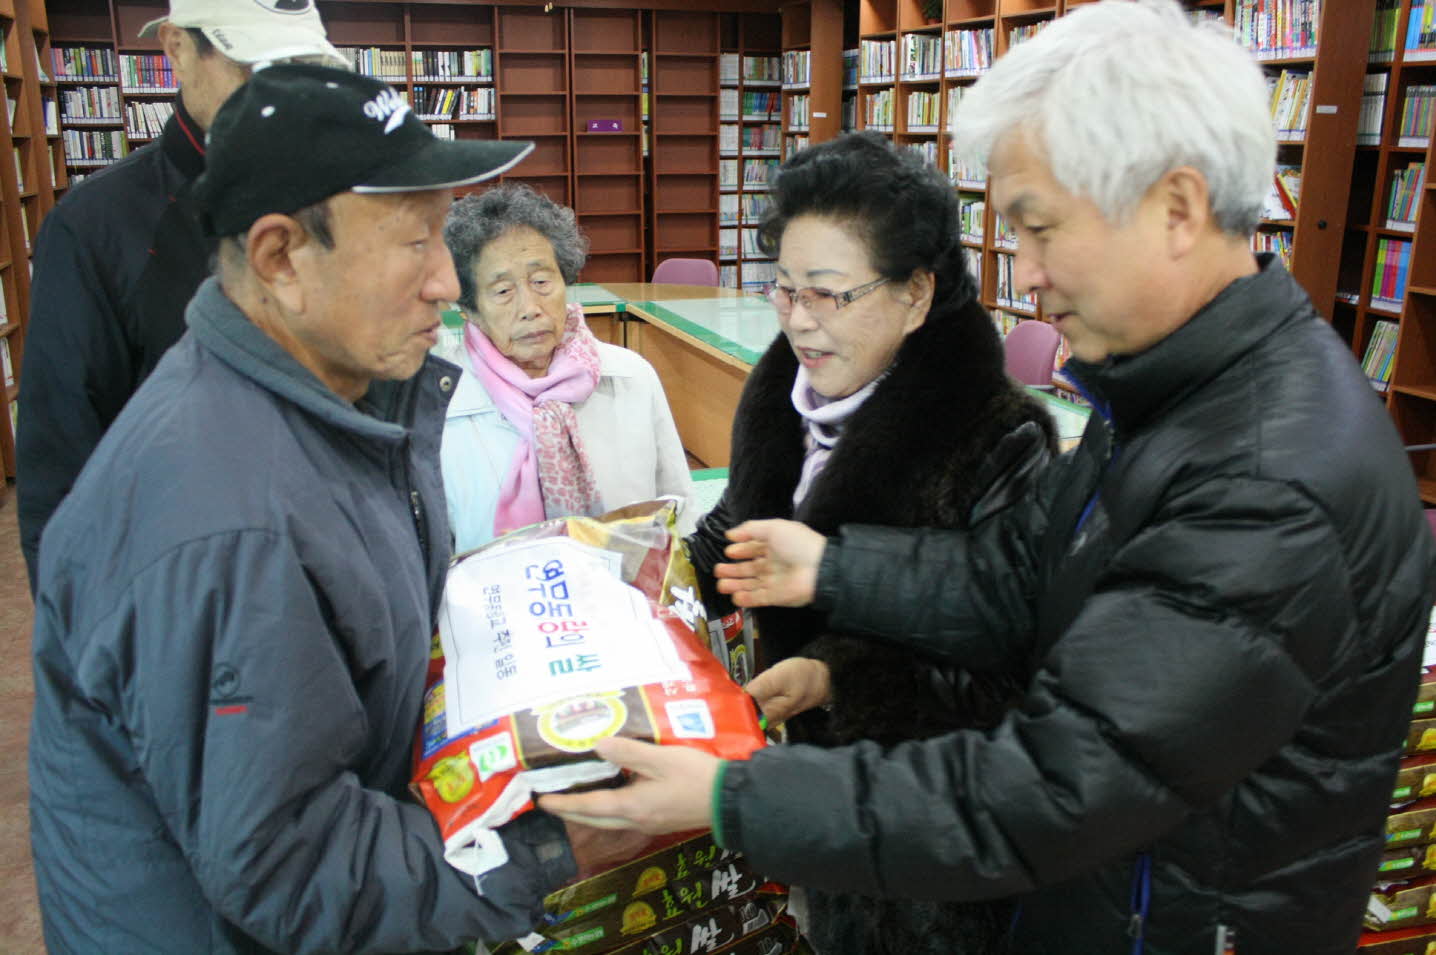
[409,489,429,559]
[1128,851,1152,955]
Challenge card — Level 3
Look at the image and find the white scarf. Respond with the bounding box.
[790,366,884,510]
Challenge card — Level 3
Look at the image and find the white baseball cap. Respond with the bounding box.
[138,0,342,66]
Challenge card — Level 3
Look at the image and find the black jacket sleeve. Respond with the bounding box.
[684,487,739,612]
[17,212,138,592]
[716,477,1357,902]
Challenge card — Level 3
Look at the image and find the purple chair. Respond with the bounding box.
[1004,319,1062,389]
[651,257,720,287]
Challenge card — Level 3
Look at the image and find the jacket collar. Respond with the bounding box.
[186,276,459,443]
[161,95,207,180]
[1063,254,1302,434]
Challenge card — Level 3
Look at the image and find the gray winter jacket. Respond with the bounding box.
[29,277,575,954]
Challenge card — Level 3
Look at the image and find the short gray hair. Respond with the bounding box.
[953,0,1274,236]
[445,183,589,311]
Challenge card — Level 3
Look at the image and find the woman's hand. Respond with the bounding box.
[745,658,831,724]
[714,520,827,608]
[539,738,720,835]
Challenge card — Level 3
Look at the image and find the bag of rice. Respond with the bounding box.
[412,500,766,878]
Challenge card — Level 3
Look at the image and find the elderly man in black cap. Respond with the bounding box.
[28,65,636,954]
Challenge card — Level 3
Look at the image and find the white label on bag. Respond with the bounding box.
[438,536,691,737]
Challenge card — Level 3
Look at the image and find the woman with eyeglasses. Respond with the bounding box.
[682,131,1055,955]
[438,184,694,553]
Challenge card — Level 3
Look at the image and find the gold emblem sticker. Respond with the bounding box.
[619,900,657,935]
[536,693,628,753]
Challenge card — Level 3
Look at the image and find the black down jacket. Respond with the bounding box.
[687,284,1054,955]
[714,256,1436,955]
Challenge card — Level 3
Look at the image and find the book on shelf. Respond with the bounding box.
[1399,85,1435,147]
[1387,162,1426,230]
[742,158,778,189]
[740,260,775,292]
[963,247,981,289]
[862,88,893,129]
[785,133,808,156]
[1362,319,1400,391]
[858,39,895,83]
[789,93,810,128]
[124,100,174,140]
[1268,69,1312,141]
[903,141,937,168]
[944,28,993,77]
[959,195,985,242]
[947,143,985,187]
[906,90,939,130]
[995,252,1038,312]
[740,91,780,120]
[718,158,738,190]
[719,88,739,121]
[842,49,858,89]
[1009,22,1048,50]
[719,264,738,289]
[742,56,779,84]
[336,47,408,80]
[719,193,738,225]
[43,98,58,135]
[12,146,21,192]
[1408,0,1436,61]
[784,51,811,88]
[1263,164,1301,220]
[51,45,117,80]
[119,53,176,91]
[719,124,739,153]
[0,31,7,74]
[740,193,772,224]
[1371,237,1413,312]
[719,53,739,85]
[1371,0,1401,62]
[718,227,738,259]
[410,49,491,82]
[1,339,13,388]
[740,227,766,256]
[1252,228,1293,269]
[1235,0,1319,59]
[1360,73,1389,145]
[900,33,941,80]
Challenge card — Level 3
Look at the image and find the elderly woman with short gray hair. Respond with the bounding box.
[438,183,693,551]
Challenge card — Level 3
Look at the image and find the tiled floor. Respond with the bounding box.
[0,485,42,953]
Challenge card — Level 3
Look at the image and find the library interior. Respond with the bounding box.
[3,0,1436,953]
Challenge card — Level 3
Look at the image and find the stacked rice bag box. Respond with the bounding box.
[1362,665,1436,949]
[410,500,810,953]
[490,831,812,955]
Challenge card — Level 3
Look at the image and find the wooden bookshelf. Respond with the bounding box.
[923,0,1374,375]
[0,0,58,480]
[646,10,720,277]
[1340,0,1434,394]
[571,7,645,285]
[779,0,844,158]
[1372,1,1436,502]
[718,11,780,292]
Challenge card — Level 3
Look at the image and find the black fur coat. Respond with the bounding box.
[686,293,1056,955]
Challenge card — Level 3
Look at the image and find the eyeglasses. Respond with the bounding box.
[764,276,889,315]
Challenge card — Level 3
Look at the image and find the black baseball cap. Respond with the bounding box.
[193,64,534,236]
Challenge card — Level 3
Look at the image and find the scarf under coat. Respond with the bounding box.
[789,365,884,509]
[464,302,603,535]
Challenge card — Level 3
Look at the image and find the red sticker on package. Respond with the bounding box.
[415,530,765,877]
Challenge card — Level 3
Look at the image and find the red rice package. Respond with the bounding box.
[412,500,766,877]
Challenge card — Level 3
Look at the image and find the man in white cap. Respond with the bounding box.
[29,64,640,953]
[15,0,345,593]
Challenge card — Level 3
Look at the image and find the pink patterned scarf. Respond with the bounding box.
[465,302,603,535]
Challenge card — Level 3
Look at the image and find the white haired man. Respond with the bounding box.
[28,65,644,953]
[16,0,347,593]
[538,2,1436,952]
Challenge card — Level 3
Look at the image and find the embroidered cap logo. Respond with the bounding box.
[364,88,410,134]
[248,0,314,15]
